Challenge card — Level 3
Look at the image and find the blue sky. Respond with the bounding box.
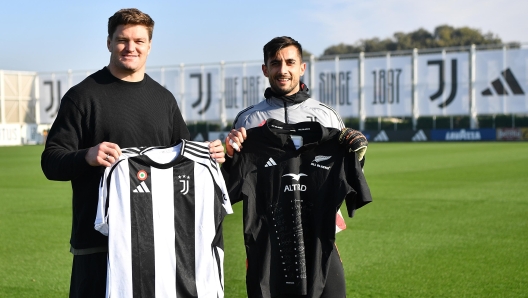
[2,0,526,72]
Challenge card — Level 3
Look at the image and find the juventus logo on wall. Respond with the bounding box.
[179,175,190,195]
[43,80,62,118]
[428,59,458,108]
[481,68,525,96]
[190,73,212,115]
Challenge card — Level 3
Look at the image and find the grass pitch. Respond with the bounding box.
[0,143,526,297]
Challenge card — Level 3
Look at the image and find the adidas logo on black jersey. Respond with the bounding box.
[265,157,277,167]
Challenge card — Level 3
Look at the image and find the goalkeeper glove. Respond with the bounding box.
[338,128,368,161]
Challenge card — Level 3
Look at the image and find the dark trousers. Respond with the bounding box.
[69,252,107,298]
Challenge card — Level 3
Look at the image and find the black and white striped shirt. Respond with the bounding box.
[95,140,232,298]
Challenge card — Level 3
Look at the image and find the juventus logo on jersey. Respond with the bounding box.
[179,175,191,195]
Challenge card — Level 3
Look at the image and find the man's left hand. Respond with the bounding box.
[338,128,368,161]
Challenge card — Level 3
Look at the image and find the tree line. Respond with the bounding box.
[306,25,520,57]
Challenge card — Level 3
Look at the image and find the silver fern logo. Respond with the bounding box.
[311,155,332,170]
[313,155,331,163]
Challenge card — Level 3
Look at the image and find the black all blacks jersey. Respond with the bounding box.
[227,119,372,298]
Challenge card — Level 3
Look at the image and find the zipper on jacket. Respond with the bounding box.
[283,101,289,124]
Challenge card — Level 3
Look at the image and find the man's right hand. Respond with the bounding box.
[85,142,122,167]
[225,127,247,158]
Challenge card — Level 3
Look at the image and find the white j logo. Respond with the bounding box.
[178,175,190,195]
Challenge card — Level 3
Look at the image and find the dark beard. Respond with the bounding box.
[270,87,293,96]
[264,82,310,104]
[270,79,296,96]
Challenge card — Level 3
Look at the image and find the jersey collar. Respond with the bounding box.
[261,119,332,152]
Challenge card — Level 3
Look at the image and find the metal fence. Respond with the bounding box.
[2,43,528,131]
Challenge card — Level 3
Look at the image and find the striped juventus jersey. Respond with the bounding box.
[95,140,233,298]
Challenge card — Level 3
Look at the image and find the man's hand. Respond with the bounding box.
[85,142,122,167]
[225,127,247,158]
[338,128,368,161]
[208,139,226,163]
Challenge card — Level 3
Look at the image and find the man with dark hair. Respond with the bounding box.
[41,8,225,298]
[227,36,367,161]
[223,36,370,297]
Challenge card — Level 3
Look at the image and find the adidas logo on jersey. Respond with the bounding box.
[265,157,277,167]
[133,181,150,193]
[412,130,428,142]
[373,130,389,142]
[311,155,331,170]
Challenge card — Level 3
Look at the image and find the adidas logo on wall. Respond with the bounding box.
[265,157,277,167]
[481,68,525,96]
[412,130,428,142]
[373,130,389,142]
[193,133,205,142]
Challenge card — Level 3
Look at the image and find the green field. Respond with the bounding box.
[1,143,527,297]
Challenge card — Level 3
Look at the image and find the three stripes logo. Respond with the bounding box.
[265,157,277,167]
[481,68,525,96]
[373,130,389,142]
[133,181,150,193]
[133,170,150,193]
[412,130,428,142]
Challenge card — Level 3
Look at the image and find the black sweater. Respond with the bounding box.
[41,67,190,251]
